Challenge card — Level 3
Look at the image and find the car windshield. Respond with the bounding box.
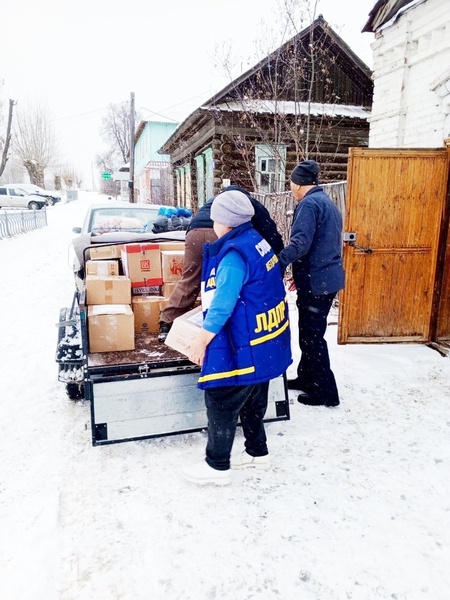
[88,207,160,234]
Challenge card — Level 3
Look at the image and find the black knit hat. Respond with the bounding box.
[290,160,320,185]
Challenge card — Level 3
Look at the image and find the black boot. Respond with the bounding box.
[297,391,339,408]
[158,322,172,342]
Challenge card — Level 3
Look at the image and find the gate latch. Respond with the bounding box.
[343,232,373,254]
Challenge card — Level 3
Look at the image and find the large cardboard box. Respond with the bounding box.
[132,295,166,334]
[89,245,122,260]
[121,243,163,293]
[164,305,203,357]
[161,250,184,283]
[86,259,120,277]
[86,275,131,305]
[88,305,135,353]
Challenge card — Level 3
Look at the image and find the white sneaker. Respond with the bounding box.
[231,451,271,471]
[180,461,231,486]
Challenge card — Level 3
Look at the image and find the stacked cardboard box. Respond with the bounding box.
[132,296,166,333]
[121,241,186,334]
[85,240,186,349]
[88,305,135,353]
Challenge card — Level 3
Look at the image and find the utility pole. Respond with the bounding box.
[129,91,135,203]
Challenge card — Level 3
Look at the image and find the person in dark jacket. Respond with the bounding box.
[180,190,292,486]
[278,160,345,407]
[158,185,284,341]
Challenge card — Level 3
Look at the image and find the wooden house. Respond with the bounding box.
[158,15,373,210]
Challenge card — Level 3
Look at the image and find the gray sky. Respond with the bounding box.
[1,0,375,187]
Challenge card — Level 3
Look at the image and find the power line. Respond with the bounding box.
[53,106,109,122]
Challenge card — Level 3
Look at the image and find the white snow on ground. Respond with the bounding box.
[0,192,449,600]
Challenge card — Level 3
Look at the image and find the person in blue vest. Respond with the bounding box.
[158,185,284,342]
[278,160,345,408]
[181,190,292,486]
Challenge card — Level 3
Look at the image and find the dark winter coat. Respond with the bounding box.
[278,186,345,296]
[187,185,284,255]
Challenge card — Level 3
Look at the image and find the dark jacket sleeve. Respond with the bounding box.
[250,200,285,254]
[221,185,284,254]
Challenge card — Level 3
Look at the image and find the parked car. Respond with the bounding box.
[8,183,62,206]
[72,201,166,235]
[70,201,188,289]
[0,185,48,210]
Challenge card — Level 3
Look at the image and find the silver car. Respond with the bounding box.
[0,185,48,210]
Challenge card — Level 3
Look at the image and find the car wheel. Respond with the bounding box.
[28,201,40,210]
[65,382,85,401]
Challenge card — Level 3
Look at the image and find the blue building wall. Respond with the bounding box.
[134,121,179,174]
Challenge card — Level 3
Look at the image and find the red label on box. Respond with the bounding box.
[140,259,151,271]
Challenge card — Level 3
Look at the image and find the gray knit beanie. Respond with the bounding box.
[211,190,255,227]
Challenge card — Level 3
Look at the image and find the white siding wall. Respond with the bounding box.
[369,0,450,147]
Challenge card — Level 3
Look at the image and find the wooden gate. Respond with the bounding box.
[338,148,450,344]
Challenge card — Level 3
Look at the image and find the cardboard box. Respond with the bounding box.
[159,298,169,312]
[132,296,166,334]
[88,305,135,353]
[132,285,163,296]
[162,282,178,298]
[164,305,204,356]
[161,250,184,283]
[158,241,185,252]
[86,259,120,277]
[89,245,122,260]
[121,243,163,291]
[86,275,131,305]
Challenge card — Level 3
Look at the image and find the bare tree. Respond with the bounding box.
[13,100,58,187]
[213,0,347,190]
[0,99,16,178]
[100,101,142,166]
[59,163,83,189]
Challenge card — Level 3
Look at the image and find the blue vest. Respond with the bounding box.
[198,222,292,389]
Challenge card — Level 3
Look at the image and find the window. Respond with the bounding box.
[255,145,287,193]
[195,154,205,206]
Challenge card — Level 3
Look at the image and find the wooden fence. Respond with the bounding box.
[254,181,347,245]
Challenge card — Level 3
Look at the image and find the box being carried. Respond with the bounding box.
[164,305,203,357]
[85,275,131,305]
[88,305,135,353]
[121,243,163,293]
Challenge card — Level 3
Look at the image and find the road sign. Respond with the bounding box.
[102,172,112,180]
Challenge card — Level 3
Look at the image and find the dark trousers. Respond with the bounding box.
[204,382,270,470]
[296,287,339,405]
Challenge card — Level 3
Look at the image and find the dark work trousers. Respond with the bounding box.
[159,227,217,324]
[204,381,270,470]
[295,287,339,405]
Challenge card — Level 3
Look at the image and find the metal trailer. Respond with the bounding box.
[56,292,290,447]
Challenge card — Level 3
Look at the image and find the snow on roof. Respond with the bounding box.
[204,100,371,120]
